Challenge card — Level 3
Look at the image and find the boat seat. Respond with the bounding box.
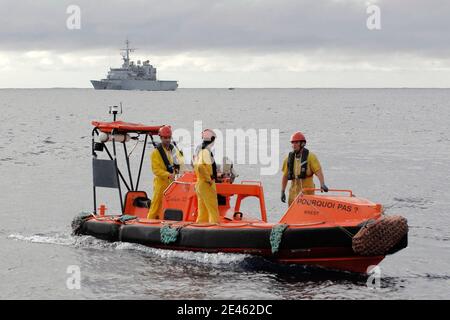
[163,209,184,221]
[124,191,150,218]
[133,197,151,208]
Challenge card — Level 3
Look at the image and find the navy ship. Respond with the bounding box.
[91,40,178,91]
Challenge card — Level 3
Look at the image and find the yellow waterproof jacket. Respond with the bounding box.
[148,146,184,219]
[194,148,219,223]
[194,148,214,183]
[282,151,321,200]
[151,147,174,181]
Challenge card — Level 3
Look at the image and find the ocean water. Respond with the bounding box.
[0,88,449,299]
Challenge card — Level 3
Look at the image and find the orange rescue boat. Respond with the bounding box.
[73,113,408,274]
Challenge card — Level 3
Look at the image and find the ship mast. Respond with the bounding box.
[121,39,135,68]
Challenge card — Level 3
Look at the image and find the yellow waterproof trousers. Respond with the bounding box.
[195,181,219,223]
[288,178,315,206]
[147,177,171,219]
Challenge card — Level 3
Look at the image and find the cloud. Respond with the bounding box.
[0,0,449,57]
[1,48,450,88]
[1,0,450,87]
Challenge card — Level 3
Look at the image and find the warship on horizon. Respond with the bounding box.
[91,40,178,91]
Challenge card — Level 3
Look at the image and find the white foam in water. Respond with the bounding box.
[8,233,76,246]
[8,233,250,266]
[114,241,250,265]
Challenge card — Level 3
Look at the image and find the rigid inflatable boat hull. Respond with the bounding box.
[78,218,407,273]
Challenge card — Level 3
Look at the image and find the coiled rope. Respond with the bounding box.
[160,223,182,244]
[270,224,288,254]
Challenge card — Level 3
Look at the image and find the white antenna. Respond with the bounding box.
[109,102,123,121]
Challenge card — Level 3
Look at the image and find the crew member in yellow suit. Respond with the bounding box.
[281,131,328,206]
[147,125,184,219]
[194,129,220,224]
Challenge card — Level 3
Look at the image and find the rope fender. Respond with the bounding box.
[270,224,288,254]
[71,212,94,235]
[352,215,408,256]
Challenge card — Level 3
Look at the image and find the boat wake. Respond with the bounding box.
[7,232,251,266]
[8,233,76,246]
[6,233,383,280]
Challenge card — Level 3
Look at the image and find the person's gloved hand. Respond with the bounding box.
[321,184,329,192]
[281,190,286,203]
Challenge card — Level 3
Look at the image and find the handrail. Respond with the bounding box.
[163,180,193,195]
[240,180,262,186]
[302,188,353,197]
[171,181,192,185]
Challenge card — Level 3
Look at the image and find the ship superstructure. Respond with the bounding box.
[91,40,178,91]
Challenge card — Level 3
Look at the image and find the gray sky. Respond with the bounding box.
[1,0,449,87]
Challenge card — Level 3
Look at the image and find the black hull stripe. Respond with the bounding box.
[79,220,407,255]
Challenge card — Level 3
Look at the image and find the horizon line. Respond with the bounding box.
[2,87,450,90]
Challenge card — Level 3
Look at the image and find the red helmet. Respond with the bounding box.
[290,131,306,142]
[202,129,216,142]
[158,125,172,138]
